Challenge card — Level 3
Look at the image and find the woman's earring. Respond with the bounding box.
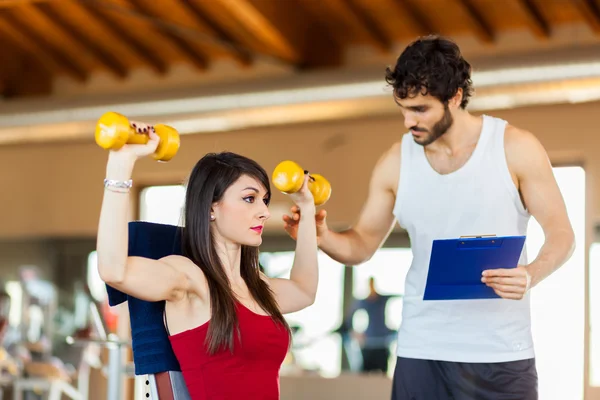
[210,214,215,221]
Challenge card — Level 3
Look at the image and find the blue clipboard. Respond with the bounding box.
[423,235,526,300]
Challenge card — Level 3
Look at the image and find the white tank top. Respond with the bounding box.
[393,115,534,362]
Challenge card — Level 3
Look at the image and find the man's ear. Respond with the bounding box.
[449,88,463,109]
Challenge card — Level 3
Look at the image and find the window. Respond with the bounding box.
[350,248,412,376]
[260,251,345,377]
[87,251,106,303]
[352,248,412,332]
[528,166,585,400]
[590,243,600,387]
[139,185,186,225]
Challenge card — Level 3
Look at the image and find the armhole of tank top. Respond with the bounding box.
[494,120,529,217]
[393,135,410,228]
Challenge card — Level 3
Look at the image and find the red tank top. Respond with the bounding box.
[168,302,290,399]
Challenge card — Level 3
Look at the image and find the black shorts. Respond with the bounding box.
[361,347,390,373]
[391,357,538,400]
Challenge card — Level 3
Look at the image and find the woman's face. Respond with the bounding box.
[211,174,270,247]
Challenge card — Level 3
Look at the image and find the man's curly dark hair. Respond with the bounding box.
[385,35,474,109]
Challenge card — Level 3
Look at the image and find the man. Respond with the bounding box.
[344,277,397,374]
[283,35,575,399]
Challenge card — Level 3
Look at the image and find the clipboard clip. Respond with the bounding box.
[460,234,497,238]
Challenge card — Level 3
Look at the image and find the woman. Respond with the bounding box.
[97,125,318,399]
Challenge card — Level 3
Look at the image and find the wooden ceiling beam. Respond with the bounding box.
[35,2,129,78]
[572,0,600,34]
[209,0,302,64]
[0,16,61,74]
[515,0,551,39]
[0,37,52,98]
[453,0,495,43]
[0,13,87,81]
[80,1,168,75]
[124,0,209,70]
[9,4,93,81]
[394,0,437,36]
[335,0,392,53]
[181,0,253,66]
[0,0,48,8]
[1,61,52,97]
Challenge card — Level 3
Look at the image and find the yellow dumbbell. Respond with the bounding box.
[95,111,180,162]
[272,160,332,206]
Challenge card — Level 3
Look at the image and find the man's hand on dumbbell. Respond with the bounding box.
[282,206,328,243]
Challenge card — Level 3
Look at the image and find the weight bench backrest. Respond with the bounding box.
[105,221,191,400]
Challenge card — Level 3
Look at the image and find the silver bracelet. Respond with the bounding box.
[104,179,133,193]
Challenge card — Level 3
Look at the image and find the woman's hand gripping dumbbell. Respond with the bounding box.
[274,160,330,243]
[272,160,332,206]
[95,111,180,162]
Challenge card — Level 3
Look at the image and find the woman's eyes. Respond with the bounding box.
[243,196,269,205]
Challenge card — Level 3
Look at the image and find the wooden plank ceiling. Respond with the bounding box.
[0,0,599,98]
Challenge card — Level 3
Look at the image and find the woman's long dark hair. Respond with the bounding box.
[181,152,289,354]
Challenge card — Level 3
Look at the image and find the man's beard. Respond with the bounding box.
[411,105,453,146]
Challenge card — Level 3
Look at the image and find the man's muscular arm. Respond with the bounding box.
[318,143,401,265]
[482,126,575,299]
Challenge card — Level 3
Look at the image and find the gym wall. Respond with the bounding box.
[0,99,597,242]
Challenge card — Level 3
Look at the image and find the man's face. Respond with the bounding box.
[396,93,454,146]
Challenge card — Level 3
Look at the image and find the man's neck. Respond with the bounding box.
[429,112,483,155]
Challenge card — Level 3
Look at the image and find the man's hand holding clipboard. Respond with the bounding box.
[481,265,531,300]
[423,234,529,301]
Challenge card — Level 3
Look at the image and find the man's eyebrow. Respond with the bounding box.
[400,104,428,110]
